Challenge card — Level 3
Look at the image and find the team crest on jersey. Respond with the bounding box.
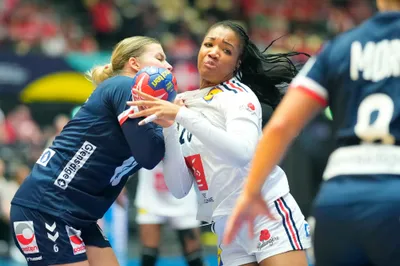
[36,148,55,167]
[305,223,310,237]
[203,87,223,102]
[257,229,279,250]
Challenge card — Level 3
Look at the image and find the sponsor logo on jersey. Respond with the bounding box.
[203,87,223,102]
[257,229,279,250]
[239,102,256,115]
[13,221,40,254]
[36,148,56,167]
[65,226,86,255]
[54,141,96,190]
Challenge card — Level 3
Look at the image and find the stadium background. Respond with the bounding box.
[0,0,375,265]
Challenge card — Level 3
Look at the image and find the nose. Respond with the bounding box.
[207,47,219,60]
[165,61,173,72]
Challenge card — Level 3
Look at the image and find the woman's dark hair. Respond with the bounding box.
[208,21,309,109]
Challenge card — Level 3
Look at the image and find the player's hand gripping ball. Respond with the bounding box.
[132,66,178,103]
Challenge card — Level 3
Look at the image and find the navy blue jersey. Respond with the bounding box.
[290,12,400,181]
[12,75,165,226]
[291,12,400,147]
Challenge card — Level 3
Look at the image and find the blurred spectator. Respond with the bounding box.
[46,114,70,147]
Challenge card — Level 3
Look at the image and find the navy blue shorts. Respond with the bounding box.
[10,204,111,265]
[312,175,400,266]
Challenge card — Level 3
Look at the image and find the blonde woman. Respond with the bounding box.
[10,36,173,266]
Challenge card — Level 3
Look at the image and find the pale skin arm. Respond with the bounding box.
[223,87,325,244]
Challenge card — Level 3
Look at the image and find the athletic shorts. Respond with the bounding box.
[213,193,311,266]
[10,204,110,265]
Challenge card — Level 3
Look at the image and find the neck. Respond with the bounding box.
[199,75,234,89]
[199,79,218,89]
[120,70,137,78]
[378,0,400,11]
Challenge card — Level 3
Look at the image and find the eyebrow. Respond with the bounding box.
[156,52,166,60]
[206,37,235,49]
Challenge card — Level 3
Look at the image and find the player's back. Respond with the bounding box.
[326,12,400,147]
[296,12,400,205]
[301,12,400,266]
[12,76,142,226]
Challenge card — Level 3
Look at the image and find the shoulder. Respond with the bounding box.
[96,76,134,102]
[217,78,259,104]
[99,76,134,93]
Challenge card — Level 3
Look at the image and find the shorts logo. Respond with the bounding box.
[65,226,86,255]
[46,222,59,243]
[257,229,279,250]
[36,148,55,167]
[26,256,43,261]
[305,223,310,237]
[54,141,96,190]
[13,221,40,254]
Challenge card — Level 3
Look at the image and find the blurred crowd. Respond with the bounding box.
[0,0,375,56]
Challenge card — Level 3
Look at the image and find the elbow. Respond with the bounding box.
[140,150,165,170]
[164,172,192,199]
[136,143,165,170]
[169,190,187,199]
[265,117,297,140]
[141,160,161,170]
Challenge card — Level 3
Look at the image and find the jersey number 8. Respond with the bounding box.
[354,93,395,144]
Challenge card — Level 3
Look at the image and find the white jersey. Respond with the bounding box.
[162,77,289,223]
[135,162,198,217]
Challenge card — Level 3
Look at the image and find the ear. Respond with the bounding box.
[128,57,141,73]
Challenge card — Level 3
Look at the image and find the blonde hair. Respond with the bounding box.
[86,36,160,85]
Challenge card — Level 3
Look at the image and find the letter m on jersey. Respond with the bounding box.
[184,154,208,191]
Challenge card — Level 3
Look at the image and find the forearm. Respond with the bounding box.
[122,120,165,169]
[175,107,258,167]
[163,124,194,199]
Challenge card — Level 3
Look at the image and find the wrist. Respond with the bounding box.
[243,181,262,198]
[175,106,188,124]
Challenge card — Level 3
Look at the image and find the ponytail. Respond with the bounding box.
[239,39,306,108]
[86,64,115,86]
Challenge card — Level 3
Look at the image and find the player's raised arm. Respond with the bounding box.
[173,94,260,167]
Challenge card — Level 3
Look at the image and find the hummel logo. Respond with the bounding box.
[45,222,59,242]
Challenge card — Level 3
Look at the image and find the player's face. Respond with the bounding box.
[198,26,241,86]
[136,43,173,72]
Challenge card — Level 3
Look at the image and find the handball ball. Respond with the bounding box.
[132,66,178,102]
